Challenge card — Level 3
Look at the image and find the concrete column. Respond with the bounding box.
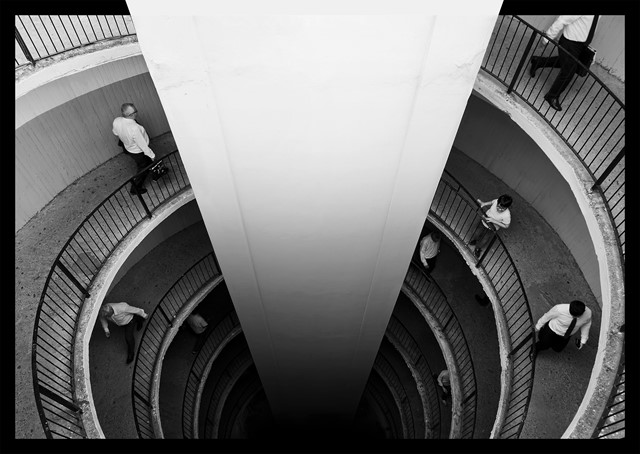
[127,0,501,430]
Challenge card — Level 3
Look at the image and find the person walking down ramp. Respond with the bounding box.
[99,302,148,364]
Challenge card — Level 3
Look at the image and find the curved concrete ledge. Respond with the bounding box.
[74,188,194,438]
[400,282,463,439]
[474,73,625,438]
[192,326,243,439]
[150,275,225,438]
[384,323,435,439]
[372,361,410,439]
[426,214,512,439]
[210,358,253,438]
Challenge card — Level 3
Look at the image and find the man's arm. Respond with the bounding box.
[484,216,510,229]
[99,316,110,338]
[577,313,592,349]
[476,198,492,208]
[132,128,156,160]
[535,306,560,331]
[544,16,580,42]
[419,239,428,267]
[122,303,148,319]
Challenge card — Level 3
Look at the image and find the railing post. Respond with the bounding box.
[507,31,537,94]
[592,147,625,190]
[56,261,91,298]
[15,26,36,65]
[475,233,498,267]
[135,189,153,219]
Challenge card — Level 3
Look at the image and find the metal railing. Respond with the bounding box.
[31,149,188,438]
[15,15,136,67]
[202,350,253,439]
[131,252,223,439]
[366,369,403,438]
[429,170,535,438]
[371,353,414,439]
[385,316,443,439]
[402,262,476,439]
[482,15,625,262]
[592,348,625,439]
[182,313,241,439]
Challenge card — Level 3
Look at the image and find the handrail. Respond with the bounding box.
[429,170,535,438]
[15,15,136,68]
[371,353,414,439]
[32,149,188,438]
[385,316,443,439]
[482,15,625,263]
[592,347,625,439]
[131,252,223,439]
[402,261,477,439]
[182,313,241,439]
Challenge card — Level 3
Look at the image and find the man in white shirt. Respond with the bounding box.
[419,231,441,275]
[112,103,156,195]
[186,312,209,354]
[99,302,149,364]
[529,16,597,111]
[469,194,512,259]
[535,300,592,353]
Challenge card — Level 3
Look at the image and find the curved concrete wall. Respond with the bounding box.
[454,92,601,303]
[15,44,169,232]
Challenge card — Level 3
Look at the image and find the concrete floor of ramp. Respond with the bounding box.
[89,221,212,438]
[16,132,600,440]
[14,132,177,438]
[445,147,601,438]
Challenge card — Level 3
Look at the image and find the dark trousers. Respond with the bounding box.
[425,256,438,274]
[124,315,145,359]
[471,223,493,251]
[124,149,152,191]
[535,322,571,352]
[535,36,586,99]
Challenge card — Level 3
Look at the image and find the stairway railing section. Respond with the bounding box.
[15,15,136,68]
[202,350,253,439]
[182,313,241,439]
[402,263,477,439]
[429,170,534,438]
[482,15,625,262]
[592,348,625,439]
[131,252,223,439]
[385,316,443,439]
[32,150,187,439]
[372,353,414,439]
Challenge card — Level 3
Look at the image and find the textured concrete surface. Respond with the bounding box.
[15,132,600,439]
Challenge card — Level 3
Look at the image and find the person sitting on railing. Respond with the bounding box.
[186,312,209,354]
[469,194,512,259]
[419,231,442,275]
[434,369,451,404]
[99,302,149,364]
[112,102,156,195]
[529,16,598,111]
[534,300,592,353]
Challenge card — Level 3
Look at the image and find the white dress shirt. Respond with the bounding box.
[100,302,148,333]
[546,16,595,42]
[187,313,208,335]
[481,199,511,230]
[419,234,440,264]
[112,117,155,159]
[535,303,592,345]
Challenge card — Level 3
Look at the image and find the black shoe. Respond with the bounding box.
[475,294,490,306]
[529,57,538,77]
[130,187,147,195]
[469,240,477,246]
[544,95,562,111]
[474,248,482,258]
[126,355,134,364]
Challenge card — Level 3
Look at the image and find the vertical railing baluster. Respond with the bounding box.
[507,30,536,94]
